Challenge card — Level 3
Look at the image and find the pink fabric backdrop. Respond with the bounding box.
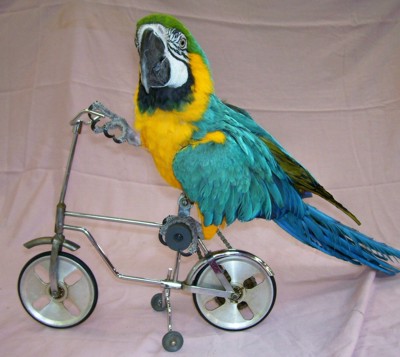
[1,0,399,355]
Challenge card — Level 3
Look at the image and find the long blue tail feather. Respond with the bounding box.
[274,204,400,275]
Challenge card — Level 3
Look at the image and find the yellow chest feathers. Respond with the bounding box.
[139,117,196,188]
[134,53,213,188]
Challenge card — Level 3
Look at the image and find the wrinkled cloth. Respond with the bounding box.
[1,1,399,356]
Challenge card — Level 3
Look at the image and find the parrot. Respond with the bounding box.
[133,13,400,275]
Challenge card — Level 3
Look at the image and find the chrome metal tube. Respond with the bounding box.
[63,224,173,288]
[65,211,162,228]
[172,252,181,282]
[59,122,82,204]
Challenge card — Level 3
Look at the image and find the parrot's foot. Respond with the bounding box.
[89,101,141,146]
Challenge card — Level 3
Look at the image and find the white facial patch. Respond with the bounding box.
[164,52,188,89]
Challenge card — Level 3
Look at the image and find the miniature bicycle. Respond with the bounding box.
[18,102,277,352]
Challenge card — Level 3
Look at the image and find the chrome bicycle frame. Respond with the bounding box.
[23,107,238,302]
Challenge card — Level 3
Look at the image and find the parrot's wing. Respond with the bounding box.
[173,127,304,227]
[260,136,361,225]
[224,101,361,225]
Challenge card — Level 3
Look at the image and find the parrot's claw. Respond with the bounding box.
[88,101,141,146]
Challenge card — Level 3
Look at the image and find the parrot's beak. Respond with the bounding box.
[139,29,171,93]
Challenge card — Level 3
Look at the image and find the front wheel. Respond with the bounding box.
[192,251,276,331]
[18,251,98,328]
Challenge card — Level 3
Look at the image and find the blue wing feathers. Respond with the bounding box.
[173,129,297,225]
[172,94,400,274]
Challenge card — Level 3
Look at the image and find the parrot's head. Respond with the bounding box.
[135,14,214,114]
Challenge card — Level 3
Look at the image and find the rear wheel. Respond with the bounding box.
[192,251,276,331]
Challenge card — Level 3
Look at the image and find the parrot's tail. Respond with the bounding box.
[274,204,400,275]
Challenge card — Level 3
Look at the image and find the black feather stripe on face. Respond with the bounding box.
[166,28,189,61]
[167,43,189,62]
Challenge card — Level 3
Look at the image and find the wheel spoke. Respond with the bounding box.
[222,261,260,285]
[237,301,254,320]
[208,300,245,325]
[25,273,48,302]
[39,300,74,321]
[58,262,79,282]
[64,269,83,286]
[63,299,81,317]
[243,280,274,317]
[67,277,94,313]
[33,261,50,284]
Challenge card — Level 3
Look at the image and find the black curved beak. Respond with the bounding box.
[139,29,171,93]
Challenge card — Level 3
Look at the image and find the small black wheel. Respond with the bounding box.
[162,331,184,352]
[151,293,166,312]
[18,251,98,328]
[159,218,169,246]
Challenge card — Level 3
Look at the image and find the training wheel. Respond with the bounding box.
[162,331,184,352]
[192,251,276,331]
[18,251,98,328]
[151,292,166,312]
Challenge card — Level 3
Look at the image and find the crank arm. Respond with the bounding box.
[182,284,235,299]
[207,257,236,293]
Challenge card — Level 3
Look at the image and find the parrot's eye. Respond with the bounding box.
[179,37,187,50]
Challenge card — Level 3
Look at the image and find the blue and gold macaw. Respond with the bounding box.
[133,14,400,275]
